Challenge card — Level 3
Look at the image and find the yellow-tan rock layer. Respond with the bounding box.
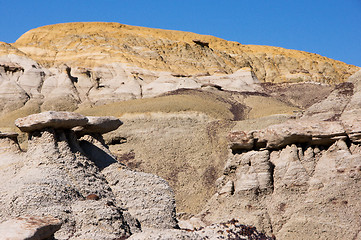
[10,22,359,84]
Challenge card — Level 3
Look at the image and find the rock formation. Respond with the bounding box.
[0,112,179,239]
[184,70,361,240]
[0,111,276,239]
[0,22,361,239]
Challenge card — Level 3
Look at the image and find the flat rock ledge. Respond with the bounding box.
[15,111,88,132]
[0,131,18,139]
[229,118,360,151]
[15,111,122,134]
[0,216,62,240]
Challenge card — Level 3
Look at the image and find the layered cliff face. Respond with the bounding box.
[0,22,358,118]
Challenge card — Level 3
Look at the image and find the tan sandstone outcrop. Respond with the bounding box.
[12,22,359,83]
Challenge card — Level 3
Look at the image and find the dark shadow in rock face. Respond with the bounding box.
[79,140,117,170]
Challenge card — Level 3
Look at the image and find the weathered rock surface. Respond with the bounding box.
[77,131,179,229]
[0,216,62,240]
[195,219,275,240]
[0,131,18,138]
[0,131,20,153]
[2,128,132,239]
[102,165,178,229]
[129,221,275,240]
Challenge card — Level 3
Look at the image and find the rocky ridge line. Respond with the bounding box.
[12,22,359,83]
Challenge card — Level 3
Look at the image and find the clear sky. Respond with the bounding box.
[0,0,360,67]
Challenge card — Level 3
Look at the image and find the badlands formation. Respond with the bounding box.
[0,22,360,239]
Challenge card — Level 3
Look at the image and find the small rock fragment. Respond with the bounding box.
[86,194,100,200]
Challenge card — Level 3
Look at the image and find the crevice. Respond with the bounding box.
[37,71,46,93]
[231,147,246,155]
[107,137,127,145]
[269,161,275,192]
[66,67,78,83]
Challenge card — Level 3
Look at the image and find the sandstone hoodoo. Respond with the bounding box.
[0,111,182,239]
[0,22,361,239]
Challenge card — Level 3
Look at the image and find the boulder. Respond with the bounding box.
[15,111,88,132]
[0,216,61,240]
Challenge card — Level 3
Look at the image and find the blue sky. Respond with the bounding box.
[0,0,360,67]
